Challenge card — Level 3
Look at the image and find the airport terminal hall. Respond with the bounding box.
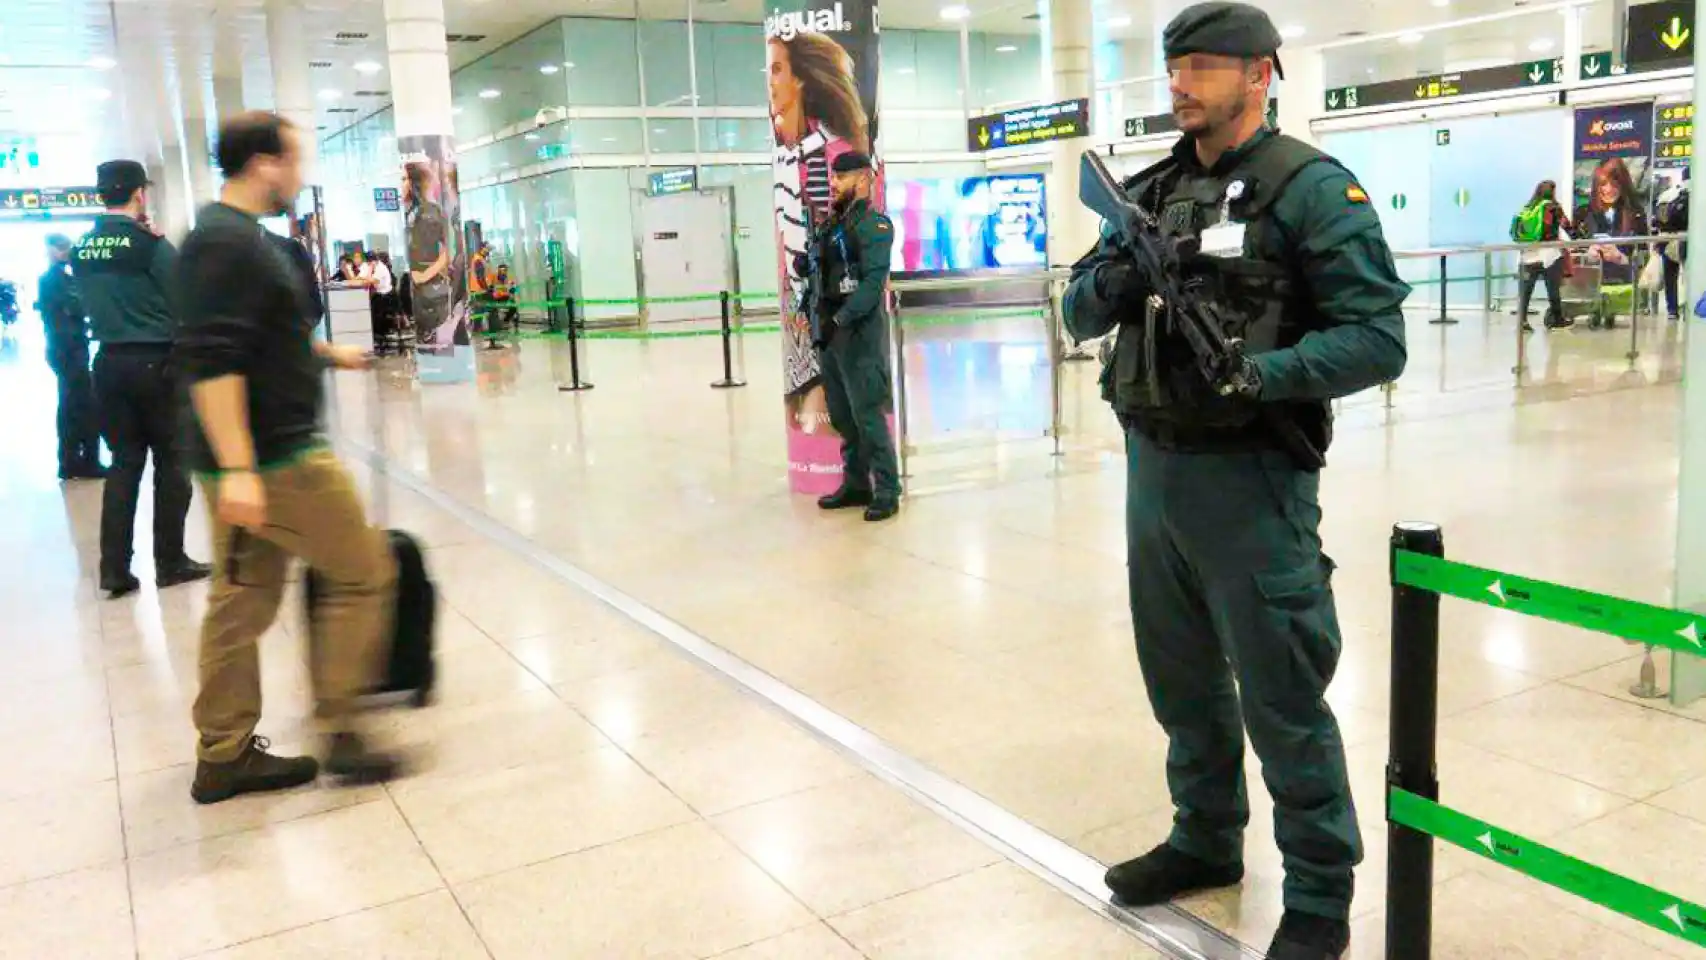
[14,0,1706,956]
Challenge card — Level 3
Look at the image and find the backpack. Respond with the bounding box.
[1512,202,1547,243]
[1660,188,1690,232]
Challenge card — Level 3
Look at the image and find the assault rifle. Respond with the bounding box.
[1077,149,1323,470]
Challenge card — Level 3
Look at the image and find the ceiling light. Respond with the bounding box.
[995,44,1017,53]
[940,5,970,21]
[897,66,915,74]
[479,88,501,98]
[563,61,575,69]
[1528,38,1555,53]
[1107,15,1132,28]
[88,56,116,70]
[89,88,111,101]
[317,89,342,101]
[353,60,382,74]
[1398,32,1424,46]
[539,64,559,75]
[452,106,464,114]
[1280,24,1305,39]
[524,132,539,140]
[1431,0,1449,6]
[600,136,617,142]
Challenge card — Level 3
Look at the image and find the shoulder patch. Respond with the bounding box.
[1345,184,1369,204]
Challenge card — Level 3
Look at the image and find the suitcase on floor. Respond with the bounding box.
[304,529,438,708]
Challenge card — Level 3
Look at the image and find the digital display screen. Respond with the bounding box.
[0,186,102,218]
[885,174,1048,273]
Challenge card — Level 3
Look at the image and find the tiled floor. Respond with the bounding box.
[1,299,1703,958]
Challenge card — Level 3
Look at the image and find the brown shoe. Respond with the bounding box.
[190,736,320,805]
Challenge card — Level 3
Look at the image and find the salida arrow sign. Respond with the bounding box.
[1627,0,1696,68]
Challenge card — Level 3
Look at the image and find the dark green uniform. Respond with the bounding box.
[38,259,101,477]
[816,197,899,501]
[1064,127,1408,922]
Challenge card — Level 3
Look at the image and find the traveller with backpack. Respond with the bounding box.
[1656,169,1689,320]
[1511,179,1572,331]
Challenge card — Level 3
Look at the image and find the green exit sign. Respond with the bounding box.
[1436,129,1451,146]
[536,142,569,162]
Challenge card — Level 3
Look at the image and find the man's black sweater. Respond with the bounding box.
[175,202,324,473]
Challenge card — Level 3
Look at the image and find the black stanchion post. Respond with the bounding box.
[1431,255,1458,326]
[557,294,594,392]
[711,290,746,389]
[1386,521,1443,960]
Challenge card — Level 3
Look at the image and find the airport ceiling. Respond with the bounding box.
[0,0,1620,149]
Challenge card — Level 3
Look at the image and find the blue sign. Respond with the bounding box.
[373,187,401,212]
[648,168,698,196]
[1574,102,1653,160]
[967,99,1090,153]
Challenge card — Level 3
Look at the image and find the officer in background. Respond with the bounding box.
[1063,5,1408,959]
[74,160,210,598]
[808,151,900,522]
[39,234,104,481]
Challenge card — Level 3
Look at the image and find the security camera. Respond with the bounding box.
[534,108,552,130]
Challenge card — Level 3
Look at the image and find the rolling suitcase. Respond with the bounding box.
[304,529,438,707]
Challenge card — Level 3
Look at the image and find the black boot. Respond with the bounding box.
[1104,843,1244,907]
[190,735,320,805]
[323,731,403,786]
[864,498,900,522]
[1266,910,1351,960]
[100,571,141,600]
[157,558,213,589]
[817,487,874,511]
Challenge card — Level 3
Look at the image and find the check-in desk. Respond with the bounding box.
[324,283,372,351]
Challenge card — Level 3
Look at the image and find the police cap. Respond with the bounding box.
[95,159,150,196]
[45,233,72,252]
[831,152,874,174]
[1163,2,1286,79]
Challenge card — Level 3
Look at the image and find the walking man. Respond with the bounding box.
[177,111,400,803]
[73,160,209,597]
[1063,4,1409,958]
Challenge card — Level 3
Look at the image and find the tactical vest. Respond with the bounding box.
[1106,132,1334,456]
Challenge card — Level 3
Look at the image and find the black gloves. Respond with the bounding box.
[1093,259,1144,307]
[812,317,839,350]
[1215,353,1263,400]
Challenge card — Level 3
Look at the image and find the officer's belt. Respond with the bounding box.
[1132,418,1276,455]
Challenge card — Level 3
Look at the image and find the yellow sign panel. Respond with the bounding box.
[1662,104,1697,122]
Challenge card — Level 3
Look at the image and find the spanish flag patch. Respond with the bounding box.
[1346,184,1369,204]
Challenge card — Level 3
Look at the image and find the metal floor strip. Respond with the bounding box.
[340,434,1261,960]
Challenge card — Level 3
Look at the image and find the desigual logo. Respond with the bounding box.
[765,2,850,39]
[1589,118,1638,136]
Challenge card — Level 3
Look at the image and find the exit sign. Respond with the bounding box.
[1436,129,1451,146]
[1626,0,1693,70]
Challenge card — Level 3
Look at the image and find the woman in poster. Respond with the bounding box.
[1573,156,1649,287]
[769,30,873,434]
[404,156,470,351]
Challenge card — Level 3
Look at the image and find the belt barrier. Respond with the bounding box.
[1386,523,1706,959]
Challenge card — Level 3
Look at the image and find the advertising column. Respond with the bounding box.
[1570,102,1654,288]
[385,0,473,383]
[767,0,883,494]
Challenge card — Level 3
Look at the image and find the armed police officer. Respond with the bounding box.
[74,160,211,599]
[801,152,901,521]
[1063,5,1407,959]
[39,234,103,481]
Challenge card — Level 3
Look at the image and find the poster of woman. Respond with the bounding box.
[768,0,883,494]
[400,135,474,382]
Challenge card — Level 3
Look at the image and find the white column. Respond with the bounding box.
[1669,0,1706,705]
[212,3,247,119]
[1045,0,1094,266]
[385,0,455,138]
[175,22,218,210]
[265,0,317,173]
[1276,45,1323,147]
[1562,6,1584,191]
[114,4,193,240]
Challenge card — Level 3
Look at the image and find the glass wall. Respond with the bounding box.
[320,16,1052,315]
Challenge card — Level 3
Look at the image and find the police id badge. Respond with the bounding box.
[1199,179,1248,258]
[839,276,858,295]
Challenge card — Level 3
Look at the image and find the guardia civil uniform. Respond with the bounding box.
[1062,5,1409,958]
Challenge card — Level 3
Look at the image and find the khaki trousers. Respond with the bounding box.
[192,449,396,764]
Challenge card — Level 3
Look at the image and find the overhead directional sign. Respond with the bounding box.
[968,98,1090,152]
[1322,58,1561,113]
[0,187,102,218]
[1122,112,1179,139]
[1579,51,1625,80]
[1627,0,1694,70]
[1655,101,1695,166]
[373,187,401,212]
[647,167,698,196]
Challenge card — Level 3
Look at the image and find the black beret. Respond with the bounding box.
[96,159,150,195]
[1163,2,1286,79]
[831,152,873,174]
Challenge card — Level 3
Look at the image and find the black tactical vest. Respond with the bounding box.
[1106,133,1335,456]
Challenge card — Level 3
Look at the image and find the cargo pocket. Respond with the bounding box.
[1252,562,1341,695]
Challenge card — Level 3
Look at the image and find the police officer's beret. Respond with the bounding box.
[95,159,150,195]
[831,152,874,174]
[45,233,71,251]
[1163,2,1286,79]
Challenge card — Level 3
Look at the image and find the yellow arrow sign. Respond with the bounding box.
[1662,17,1691,51]
[977,126,990,148]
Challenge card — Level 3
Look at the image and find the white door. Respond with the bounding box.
[638,191,732,323]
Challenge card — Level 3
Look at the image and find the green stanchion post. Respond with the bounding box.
[1387,521,1444,960]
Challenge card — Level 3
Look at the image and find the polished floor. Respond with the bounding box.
[1,299,1703,958]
